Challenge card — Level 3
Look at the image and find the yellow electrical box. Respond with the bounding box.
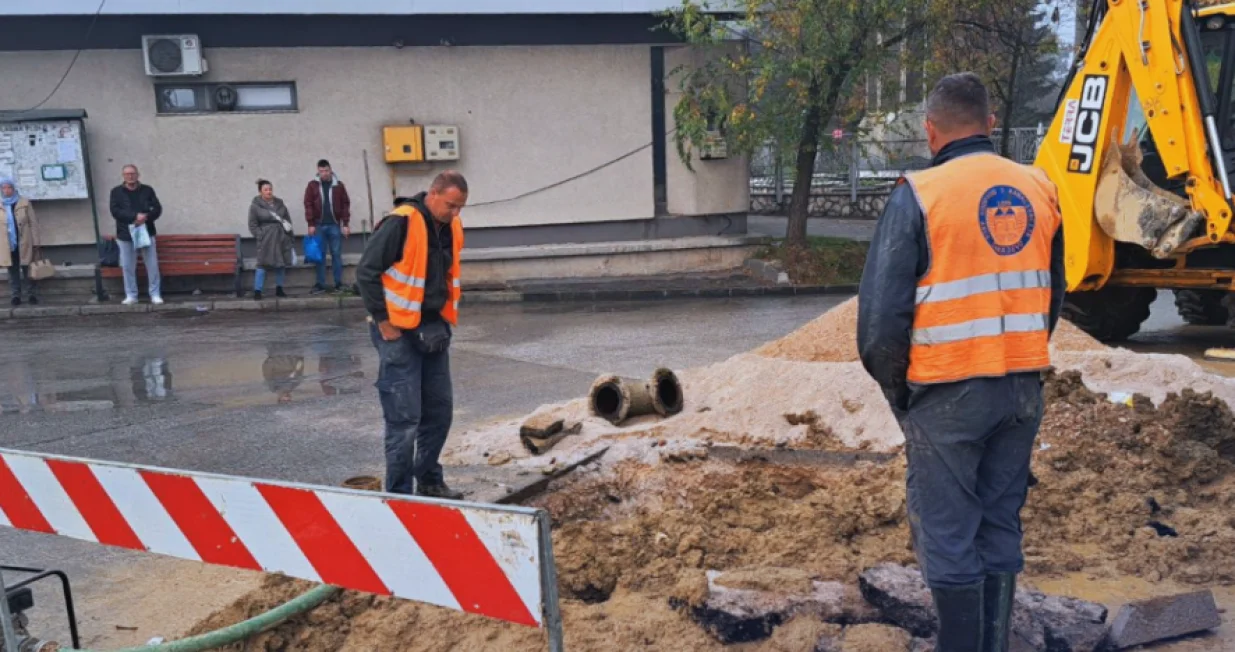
[383,125,425,163]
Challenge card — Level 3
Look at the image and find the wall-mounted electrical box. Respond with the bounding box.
[383,125,425,163]
[699,130,729,160]
[424,125,460,161]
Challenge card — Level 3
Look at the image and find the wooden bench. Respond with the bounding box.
[99,234,243,298]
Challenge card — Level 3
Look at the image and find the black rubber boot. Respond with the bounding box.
[982,573,1016,652]
[932,581,984,652]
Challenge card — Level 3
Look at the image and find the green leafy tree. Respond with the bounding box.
[664,0,933,247]
[931,0,1064,156]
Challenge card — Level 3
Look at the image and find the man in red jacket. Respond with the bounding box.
[303,159,351,294]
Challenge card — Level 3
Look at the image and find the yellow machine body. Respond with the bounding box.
[1035,0,1235,292]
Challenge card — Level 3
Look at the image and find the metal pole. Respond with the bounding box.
[849,138,858,204]
[537,511,565,652]
[773,145,784,211]
[79,118,108,301]
[0,567,20,652]
[362,149,376,248]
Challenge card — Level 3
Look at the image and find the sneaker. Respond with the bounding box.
[151,296,165,306]
[10,297,19,307]
[416,483,465,500]
[253,290,263,301]
[309,284,327,295]
[27,296,38,305]
[275,287,287,298]
[122,297,138,306]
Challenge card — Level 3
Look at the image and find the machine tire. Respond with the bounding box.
[1174,289,1229,326]
[1062,287,1156,342]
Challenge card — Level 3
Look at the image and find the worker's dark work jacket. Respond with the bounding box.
[856,135,1067,589]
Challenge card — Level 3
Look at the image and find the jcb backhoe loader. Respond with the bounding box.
[1036,0,1235,340]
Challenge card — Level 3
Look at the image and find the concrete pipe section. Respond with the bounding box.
[649,368,684,417]
[589,368,684,425]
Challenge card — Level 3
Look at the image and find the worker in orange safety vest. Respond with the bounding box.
[857,73,1065,652]
[355,170,467,499]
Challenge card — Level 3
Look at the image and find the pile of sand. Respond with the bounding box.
[444,297,1235,476]
[754,296,1107,363]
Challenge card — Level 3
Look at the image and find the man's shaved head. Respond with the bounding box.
[926,72,991,133]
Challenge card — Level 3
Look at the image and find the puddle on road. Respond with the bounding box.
[0,344,373,415]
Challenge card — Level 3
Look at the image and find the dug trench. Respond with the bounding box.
[186,299,1235,650]
[186,371,1235,651]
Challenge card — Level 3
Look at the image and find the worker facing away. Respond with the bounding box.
[356,170,468,499]
[857,73,1065,652]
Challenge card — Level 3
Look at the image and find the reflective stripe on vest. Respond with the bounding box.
[905,153,1061,385]
[383,288,422,312]
[915,270,1051,305]
[384,267,426,288]
[912,313,1048,346]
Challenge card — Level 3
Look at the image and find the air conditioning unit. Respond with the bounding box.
[142,35,207,76]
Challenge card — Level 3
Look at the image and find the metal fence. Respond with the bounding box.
[750,127,1044,211]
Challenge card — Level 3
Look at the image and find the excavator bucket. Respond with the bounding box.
[1092,133,1205,258]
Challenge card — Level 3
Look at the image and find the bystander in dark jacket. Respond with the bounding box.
[109,182,162,242]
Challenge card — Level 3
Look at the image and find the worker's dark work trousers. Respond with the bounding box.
[898,373,1042,589]
[369,322,453,495]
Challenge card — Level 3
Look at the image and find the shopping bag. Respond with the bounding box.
[28,248,55,280]
[130,224,153,249]
[304,234,323,264]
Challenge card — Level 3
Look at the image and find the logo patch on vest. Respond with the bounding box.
[977,185,1036,256]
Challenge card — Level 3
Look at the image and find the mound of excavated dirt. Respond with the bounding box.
[1023,371,1235,584]
[191,369,1235,651]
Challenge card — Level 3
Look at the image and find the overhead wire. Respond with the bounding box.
[468,129,678,207]
[16,0,107,113]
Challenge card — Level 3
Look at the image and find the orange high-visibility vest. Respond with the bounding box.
[903,153,1061,385]
[381,205,464,329]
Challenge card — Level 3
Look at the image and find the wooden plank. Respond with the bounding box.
[159,236,238,243]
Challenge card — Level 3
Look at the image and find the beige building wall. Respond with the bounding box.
[663,45,750,217]
[0,45,669,247]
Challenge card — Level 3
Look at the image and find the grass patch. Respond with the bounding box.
[757,236,869,286]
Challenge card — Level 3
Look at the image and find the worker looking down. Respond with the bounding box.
[356,170,468,500]
[857,73,1065,652]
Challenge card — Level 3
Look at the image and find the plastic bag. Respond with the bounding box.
[130,224,152,249]
[303,234,323,264]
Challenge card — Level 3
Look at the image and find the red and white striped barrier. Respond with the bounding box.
[0,448,563,647]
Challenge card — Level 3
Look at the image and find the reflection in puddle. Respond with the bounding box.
[319,354,365,396]
[0,356,174,414]
[0,336,371,414]
[263,343,305,405]
[132,358,173,402]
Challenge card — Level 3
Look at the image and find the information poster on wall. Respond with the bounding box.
[0,120,88,200]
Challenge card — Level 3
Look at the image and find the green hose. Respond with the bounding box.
[66,584,340,652]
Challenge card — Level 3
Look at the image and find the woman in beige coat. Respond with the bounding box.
[1,177,39,306]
